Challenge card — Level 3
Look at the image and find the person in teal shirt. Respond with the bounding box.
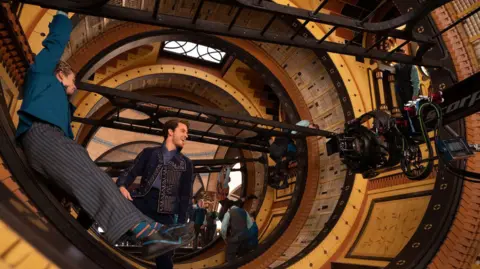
[16,11,77,139]
[17,11,194,259]
[192,199,207,250]
[247,211,259,250]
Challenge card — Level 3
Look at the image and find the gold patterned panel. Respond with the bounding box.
[347,191,431,261]
[274,177,297,202]
[259,208,286,242]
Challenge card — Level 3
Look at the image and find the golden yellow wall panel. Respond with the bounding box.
[335,179,435,267]
[222,60,270,119]
[290,175,368,268]
[260,214,284,242]
[347,194,431,259]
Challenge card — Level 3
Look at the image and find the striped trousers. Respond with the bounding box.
[21,122,148,243]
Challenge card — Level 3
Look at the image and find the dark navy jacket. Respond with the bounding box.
[116,146,194,224]
[16,13,76,139]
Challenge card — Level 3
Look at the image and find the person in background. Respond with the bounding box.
[205,210,218,244]
[17,11,191,260]
[192,199,207,250]
[220,199,253,262]
[247,211,259,251]
[394,49,421,108]
[269,120,319,189]
[217,166,231,201]
[117,119,195,268]
[189,197,198,222]
[218,195,258,222]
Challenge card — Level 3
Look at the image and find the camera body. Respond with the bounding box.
[327,94,445,179]
[327,110,404,178]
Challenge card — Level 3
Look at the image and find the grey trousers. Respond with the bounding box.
[21,122,148,243]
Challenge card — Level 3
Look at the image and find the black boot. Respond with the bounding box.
[140,222,195,260]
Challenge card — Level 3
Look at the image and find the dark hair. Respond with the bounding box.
[54,60,74,76]
[163,119,189,140]
[219,198,235,209]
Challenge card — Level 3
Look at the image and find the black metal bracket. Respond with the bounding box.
[2,0,454,67]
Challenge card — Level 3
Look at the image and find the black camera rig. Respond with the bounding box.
[326,72,480,180]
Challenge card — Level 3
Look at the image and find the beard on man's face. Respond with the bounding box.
[174,137,184,151]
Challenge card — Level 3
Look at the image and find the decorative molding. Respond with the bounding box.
[0,3,34,93]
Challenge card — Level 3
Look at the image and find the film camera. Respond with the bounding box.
[326,92,476,180]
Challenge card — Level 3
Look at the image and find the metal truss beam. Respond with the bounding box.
[98,157,258,176]
[231,0,444,41]
[75,116,270,152]
[76,82,334,138]
[6,0,449,67]
[74,116,270,149]
[194,167,243,174]
[96,157,262,169]
[192,157,263,166]
[105,167,243,177]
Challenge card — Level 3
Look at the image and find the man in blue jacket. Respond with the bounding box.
[17,11,193,259]
[116,119,194,268]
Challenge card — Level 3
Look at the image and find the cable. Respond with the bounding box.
[401,102,437,180]
[422,101,480,181]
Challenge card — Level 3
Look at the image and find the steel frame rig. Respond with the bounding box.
[74,82,334,152]
[5,0,479,152]
[74,70,480,153]
[3,0,462,68]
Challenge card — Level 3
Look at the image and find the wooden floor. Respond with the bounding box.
[0,220,59,269]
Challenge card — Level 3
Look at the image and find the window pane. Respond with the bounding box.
[163,41,226,64]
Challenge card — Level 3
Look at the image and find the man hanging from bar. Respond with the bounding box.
[116,119,195,268]
[16,11,193,260]
[268,120,319,189]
